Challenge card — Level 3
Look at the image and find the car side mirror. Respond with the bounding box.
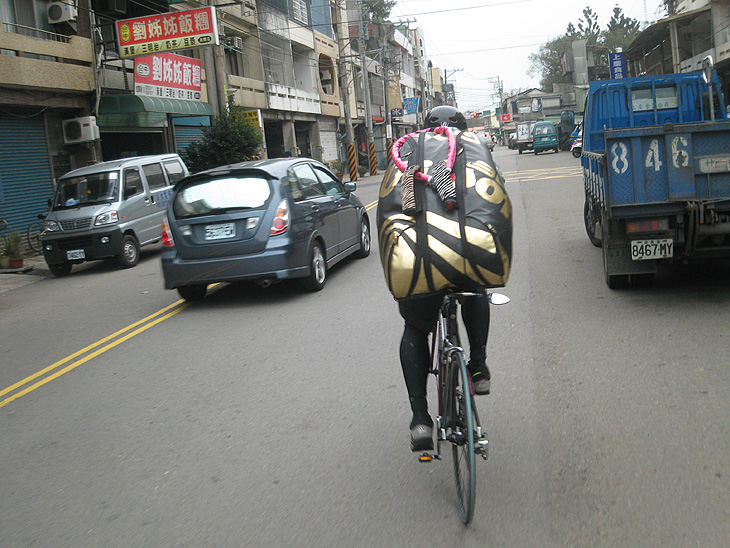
[124,186,137,199]
[344,182,356,193]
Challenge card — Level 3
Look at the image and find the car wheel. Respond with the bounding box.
[117,234,140,268]
[49,262,72,277]
[572,148,582,158]
[354,217,371,259]
[301,242,326,292]
[177,284,207,301]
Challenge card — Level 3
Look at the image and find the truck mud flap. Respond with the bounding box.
[603,246,657,276]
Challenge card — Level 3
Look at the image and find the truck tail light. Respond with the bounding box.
[270,199,290,236]
[626,218,669,234]
[162,220,174,247]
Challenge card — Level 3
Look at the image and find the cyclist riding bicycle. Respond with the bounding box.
[396,105,497,452]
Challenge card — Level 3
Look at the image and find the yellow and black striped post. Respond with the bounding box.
[386,139,394,167]
[368,142,377,175]
[347,144,358,181]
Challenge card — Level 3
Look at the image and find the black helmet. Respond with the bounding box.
[423,105,467,131]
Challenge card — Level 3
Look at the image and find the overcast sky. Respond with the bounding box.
[390,0,666,111]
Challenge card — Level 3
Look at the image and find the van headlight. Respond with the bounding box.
[95,211,119,226]
[44,220,60,232]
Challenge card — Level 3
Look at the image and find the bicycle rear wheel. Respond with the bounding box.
[27,222,44,253]
[446,351,476,524]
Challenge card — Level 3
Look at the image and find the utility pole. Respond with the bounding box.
[360,6,377,175]
[444,68,462,106]
[335,0,357,181]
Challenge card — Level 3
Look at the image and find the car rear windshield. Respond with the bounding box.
[534,125,554,135]
[173,175,272,218]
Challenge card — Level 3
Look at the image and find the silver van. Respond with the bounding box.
[41,154,189,277]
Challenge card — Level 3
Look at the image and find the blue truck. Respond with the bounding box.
[582,58,730,288]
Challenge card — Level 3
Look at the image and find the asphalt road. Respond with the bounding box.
[1,147,729,547]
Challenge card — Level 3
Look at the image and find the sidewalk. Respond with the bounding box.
[0,254,49,295]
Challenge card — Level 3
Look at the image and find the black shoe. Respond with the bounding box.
[410,415,434,451]
[469,363,491,395]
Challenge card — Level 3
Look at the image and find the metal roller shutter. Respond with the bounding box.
[175,126,206,154]
[0,113,54,235]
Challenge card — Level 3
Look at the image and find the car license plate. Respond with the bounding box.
[66,249,85,260]
[205,222,235,240]
[631,238,673,260]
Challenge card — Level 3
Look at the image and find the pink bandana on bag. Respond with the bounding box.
[392,126,458,211]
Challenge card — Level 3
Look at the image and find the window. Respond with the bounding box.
[292,0,308,24]
[124,169,143,199]
[142,163,167,190]
[163,160,186,184]
[173,176,271,218]
[289,164,324,201]
[313,165,343,196]
[631,87,678,112]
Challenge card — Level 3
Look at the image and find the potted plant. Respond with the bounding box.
[2,231,23,268]
[329,159,347,181]
[0,236,10,269]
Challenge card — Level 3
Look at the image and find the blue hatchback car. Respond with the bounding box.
[161,158,370,301]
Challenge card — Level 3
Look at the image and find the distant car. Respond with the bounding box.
[484,133,495,151]
[161,158,371,301]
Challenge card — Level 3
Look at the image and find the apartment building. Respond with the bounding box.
[0,0,434,229]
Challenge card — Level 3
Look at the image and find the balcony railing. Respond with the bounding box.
[2,22,70,43]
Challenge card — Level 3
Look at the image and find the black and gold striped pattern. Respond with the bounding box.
[377,131,512,300]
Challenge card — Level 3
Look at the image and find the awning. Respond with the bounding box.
[626,6,711,56]
[99,94,213,116]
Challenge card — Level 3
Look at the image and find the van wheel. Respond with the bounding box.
[301,242,326,292]
[177,284,207,301]
[117,234,140,268]
[49,262,72,277]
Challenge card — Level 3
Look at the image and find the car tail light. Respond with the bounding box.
[270,199,290,236]
[161,220,174,247]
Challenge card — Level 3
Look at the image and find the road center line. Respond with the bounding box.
[0,299,189,408]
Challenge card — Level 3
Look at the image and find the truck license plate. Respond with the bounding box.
[631,239,673,260]
[205,222,235,240]
[67,249,85,260]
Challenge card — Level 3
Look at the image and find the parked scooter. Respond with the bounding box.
[571,135,582,158]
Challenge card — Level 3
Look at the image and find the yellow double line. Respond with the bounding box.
[0,299,190,408]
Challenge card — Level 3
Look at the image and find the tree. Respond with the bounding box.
[527,35,574,92]
[181,106,263,174]
[362,0,396,22]
[527,5,641,91]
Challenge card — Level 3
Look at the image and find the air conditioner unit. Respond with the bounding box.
[228,36,244,49]
[63,117,100,144]
[48,1,78,24]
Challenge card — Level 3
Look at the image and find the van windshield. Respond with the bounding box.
[53,172,120,209]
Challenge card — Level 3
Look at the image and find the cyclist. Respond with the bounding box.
[398,105,495,451]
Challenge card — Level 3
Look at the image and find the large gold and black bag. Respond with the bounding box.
[377,130,512,300]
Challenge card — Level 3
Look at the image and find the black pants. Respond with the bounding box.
[398,290,490,419]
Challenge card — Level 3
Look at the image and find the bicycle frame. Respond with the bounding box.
[422,292,488,463]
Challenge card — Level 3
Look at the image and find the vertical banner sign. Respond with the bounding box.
[388,77,403,117]
[610,52,626,79]
[134,53,202,101]
[117,7,219,58]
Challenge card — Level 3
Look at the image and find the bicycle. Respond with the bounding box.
[26,213,47,253]
[418,289,510,524]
